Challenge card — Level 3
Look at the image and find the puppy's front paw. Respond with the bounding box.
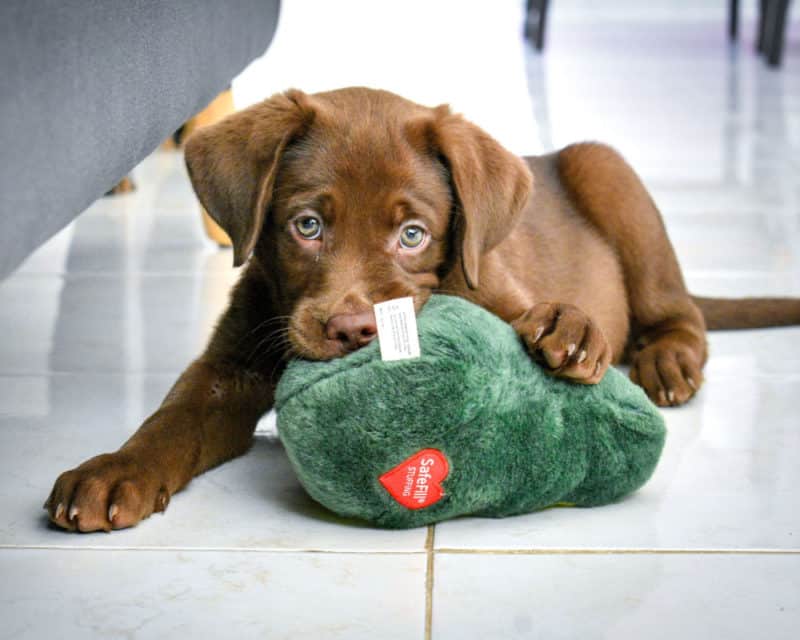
[44,452,170,532]
[512,302,611,384]
[629,340,703,407]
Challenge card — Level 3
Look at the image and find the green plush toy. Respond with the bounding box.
[275,295,666,529]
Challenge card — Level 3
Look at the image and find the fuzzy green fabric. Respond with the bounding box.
[275,295,666,529]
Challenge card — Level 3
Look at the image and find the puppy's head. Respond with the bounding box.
[185,87,531,360]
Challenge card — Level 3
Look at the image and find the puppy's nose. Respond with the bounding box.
[325,311,378,352]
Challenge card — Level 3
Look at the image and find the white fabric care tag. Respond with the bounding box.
[373,297,421,361]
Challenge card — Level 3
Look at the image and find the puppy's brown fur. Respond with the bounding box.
[46,88,800,532]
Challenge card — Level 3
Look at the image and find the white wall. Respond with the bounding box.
[232,0,543,156]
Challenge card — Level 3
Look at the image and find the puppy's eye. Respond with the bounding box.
[399,225,427,249]
[295,215,323,240]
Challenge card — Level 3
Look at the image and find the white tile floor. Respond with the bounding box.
[2,3,799,639]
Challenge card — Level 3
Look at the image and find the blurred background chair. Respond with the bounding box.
[731,0,793,66]
[530,1,793,68]
[0,0,280,280]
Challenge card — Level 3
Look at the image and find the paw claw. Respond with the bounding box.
[46,451,164,532]
[630,339,704,407]
[156,490,170,512]
[514,303,610,385]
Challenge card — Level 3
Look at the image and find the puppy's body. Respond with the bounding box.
[451,152,631,355]
[45,88,800,532]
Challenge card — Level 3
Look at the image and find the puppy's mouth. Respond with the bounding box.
[286,291,431,361]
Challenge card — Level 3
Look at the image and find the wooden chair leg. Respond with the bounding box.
[184,89,235,140]
[188,90,235,247]
[200,205,233,247]
[105,175,136,196]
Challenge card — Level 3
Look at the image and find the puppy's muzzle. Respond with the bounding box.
[325,311,378,353]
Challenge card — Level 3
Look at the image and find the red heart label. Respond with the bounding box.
[379,448,449,510]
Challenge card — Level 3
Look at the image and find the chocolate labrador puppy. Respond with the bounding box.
[45,87,800,532]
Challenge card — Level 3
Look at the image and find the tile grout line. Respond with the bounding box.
[425,525,435,640]
[0,544,427,555]
[435,547,800,556]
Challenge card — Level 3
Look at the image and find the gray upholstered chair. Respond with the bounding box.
[0,0,281,280]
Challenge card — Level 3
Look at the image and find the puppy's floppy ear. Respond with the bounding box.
[414,106,533,289]
[184,89,316,266]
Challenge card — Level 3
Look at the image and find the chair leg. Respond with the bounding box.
[765,0,791,67]
[525,0,551,51]
[536,0,550,50]
[729,0,739,40]
[105,175,136,196]
[757,0,768,52]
